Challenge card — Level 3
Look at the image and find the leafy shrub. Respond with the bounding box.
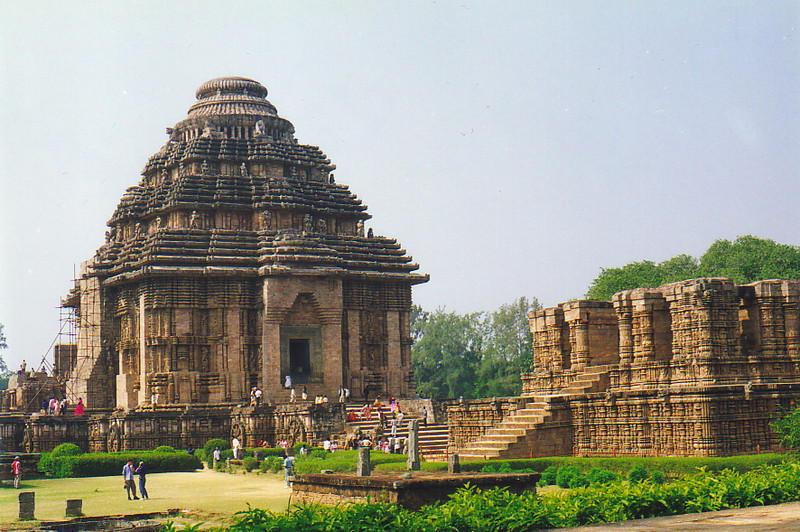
[567,473,589,488]
[309,449,328,459]
[39,451,202,478]
[52,443,83,457]
[154,445,177,453]
[628,465,648,483]
[225,462,800,531]
[555,465,581,488]
[242,456,258,472]
[772,406,800,449]
[203,438,230,456]
[586,467,618,485]
[649,469,666,484]
[480,464,497,473]
[260,456,284,473]
[538,465,558,486]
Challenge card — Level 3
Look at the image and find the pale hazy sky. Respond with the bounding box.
[2,1,800,371]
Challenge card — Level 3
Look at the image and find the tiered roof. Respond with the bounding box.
[90,77,427,286]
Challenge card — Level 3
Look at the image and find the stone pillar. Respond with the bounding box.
[571,319,590,369]
[356,446,371,477]
[617,308,633,365]
[66,499,83,517]
[448,454,460,474]
[633,305,655,364]
[18,491,34,520]
[406,419,420,471]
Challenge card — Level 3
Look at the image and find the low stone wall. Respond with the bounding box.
[445,397,527,451]
[292,471,540,510]
[0,402,349,453]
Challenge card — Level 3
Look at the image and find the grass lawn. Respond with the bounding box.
[0,469,291,529]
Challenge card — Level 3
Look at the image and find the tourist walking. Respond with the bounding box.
[135,461,149,499]
[283,452,295,487]
[122,459,139,500]
[212,447,221,468]
[11,456,22,488]
[232,436,241,459]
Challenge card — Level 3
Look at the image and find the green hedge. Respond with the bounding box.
[452,453,794,476]
[223,462,800,531]
[38,451,202,478]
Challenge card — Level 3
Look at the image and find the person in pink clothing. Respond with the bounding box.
[74,398,85,415]
[11,456,22,489]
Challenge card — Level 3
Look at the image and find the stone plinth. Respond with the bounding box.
[292,471,540,510]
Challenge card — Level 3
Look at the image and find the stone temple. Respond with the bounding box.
[62,76,428,410]
[450,278,800,458]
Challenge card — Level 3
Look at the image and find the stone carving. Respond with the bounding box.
[59,77,428,413]
[454,278,800,459]
[367,228,374,238]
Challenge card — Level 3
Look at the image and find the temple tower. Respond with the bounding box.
[62,77,428,409]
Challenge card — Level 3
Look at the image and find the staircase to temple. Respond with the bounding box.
[340,404,449,459]
[457,365,612,461]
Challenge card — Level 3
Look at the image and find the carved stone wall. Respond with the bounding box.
[61,77,427,410]
[0,403,347,454]
[455,278,800,458]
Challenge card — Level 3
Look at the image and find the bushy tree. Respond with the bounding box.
[698,235,800,283]
[772,406,800,450]
[586,236,800,300]
[411,308,483,400]
[411,297,540,399]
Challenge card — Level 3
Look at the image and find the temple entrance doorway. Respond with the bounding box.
[289,339,311,383]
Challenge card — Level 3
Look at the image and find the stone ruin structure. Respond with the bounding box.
[451,278,800,458]
[62,76,427,410]
[0,77,427,453]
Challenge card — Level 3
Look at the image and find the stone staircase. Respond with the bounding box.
[340,404,449,459]
[457,365,612,461]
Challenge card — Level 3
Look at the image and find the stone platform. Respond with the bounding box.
[291,470,540,510]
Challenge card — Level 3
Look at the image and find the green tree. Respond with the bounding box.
[698,235,800,283]
[772,406,800,450]
[475,296,540,397]
[586,255,698,300]
[586,235,800,300]
[411,308,483,400]
[410,297,540,399]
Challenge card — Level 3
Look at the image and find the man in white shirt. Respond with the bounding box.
[122,460,139,500]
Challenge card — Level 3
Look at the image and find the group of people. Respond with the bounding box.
[122,459,148,500]
[42,396,84,416]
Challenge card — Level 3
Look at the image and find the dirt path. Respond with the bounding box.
[548,501,800,531]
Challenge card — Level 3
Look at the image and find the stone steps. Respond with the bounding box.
[340,403,449,457]
[455,366,612,461]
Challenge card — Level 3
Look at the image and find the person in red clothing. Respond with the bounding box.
[74,398,85,415]
[11,456,22,489]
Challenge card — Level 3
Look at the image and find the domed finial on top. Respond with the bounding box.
[195,77,269,100]
[187,76,277,119]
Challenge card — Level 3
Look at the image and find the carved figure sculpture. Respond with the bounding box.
[189,210,200,228]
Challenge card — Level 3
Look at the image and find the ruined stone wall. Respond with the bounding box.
[512,279,800,457]
[446,397,527,451]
